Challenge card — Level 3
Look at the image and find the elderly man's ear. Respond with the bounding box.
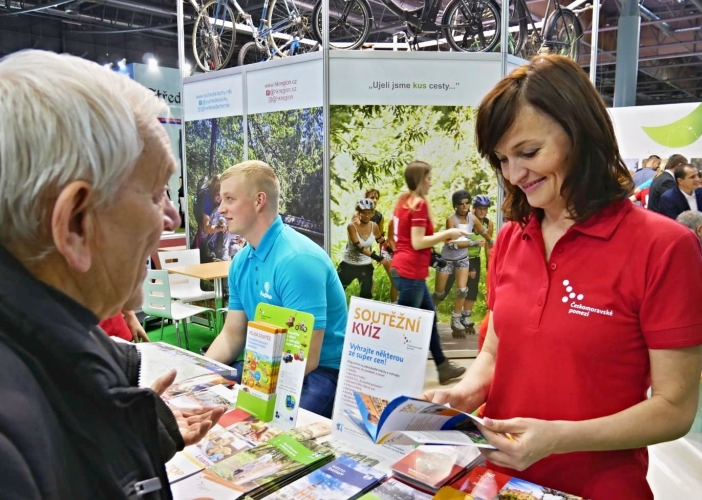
[51,180,96,273]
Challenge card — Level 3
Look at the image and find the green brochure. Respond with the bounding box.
[236,303,313,426]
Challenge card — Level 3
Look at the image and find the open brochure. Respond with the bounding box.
[348,393,495,448]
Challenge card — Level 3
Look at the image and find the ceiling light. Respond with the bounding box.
[147,57,158,70]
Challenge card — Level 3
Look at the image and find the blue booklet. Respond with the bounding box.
[265,455,386,500]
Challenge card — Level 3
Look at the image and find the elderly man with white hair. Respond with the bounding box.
[677,210,702,244]
[0,50,224,498]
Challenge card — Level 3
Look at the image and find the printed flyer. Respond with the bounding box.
[331,297,433,456]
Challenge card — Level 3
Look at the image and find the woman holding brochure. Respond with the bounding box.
[423,55,702,499]
[390,161,469,385]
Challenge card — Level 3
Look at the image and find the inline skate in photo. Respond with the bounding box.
[450,312,467,339]
[461,310,476,335]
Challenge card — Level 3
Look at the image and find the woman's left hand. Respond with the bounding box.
[477,417,560,471]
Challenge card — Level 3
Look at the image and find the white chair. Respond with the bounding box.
[142,269,215,350]
[157,249,216,303]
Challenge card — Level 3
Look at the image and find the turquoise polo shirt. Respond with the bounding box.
[228,216,347,370]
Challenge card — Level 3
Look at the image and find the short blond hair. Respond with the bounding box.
[221,160,280,211]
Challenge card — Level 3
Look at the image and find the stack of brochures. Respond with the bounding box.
[201,430,335,499]
[434,465,585,500]
[349,392,495,448]
[240,321,287,400]
[389,445,483,493]
[359,478,433,500]
[136,341,237,387]
[264,454,386,500]
[166,406,332,484]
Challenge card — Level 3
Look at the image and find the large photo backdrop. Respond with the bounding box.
[329,52,504,324]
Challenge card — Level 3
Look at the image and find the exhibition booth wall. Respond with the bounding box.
[181,51,514,273]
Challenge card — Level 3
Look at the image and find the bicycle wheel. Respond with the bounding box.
[312,0,372,50]
[238,41,270,65]
[543,8,582,62]
[192,0,237,72]
[267,0,314,58]
[442,0,501,53]
[509,0,528,56]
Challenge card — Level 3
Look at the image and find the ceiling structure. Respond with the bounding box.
[0,0,700,105]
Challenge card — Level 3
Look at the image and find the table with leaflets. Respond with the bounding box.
[135,296,702,500]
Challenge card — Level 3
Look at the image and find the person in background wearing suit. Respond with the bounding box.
[659,164,702,220]
[648,154,688,212]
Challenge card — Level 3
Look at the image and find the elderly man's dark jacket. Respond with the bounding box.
[0,246,183,499]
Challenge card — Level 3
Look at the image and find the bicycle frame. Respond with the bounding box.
[520,0,571,48]
[190,0,304,58]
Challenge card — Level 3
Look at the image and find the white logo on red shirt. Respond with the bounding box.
[561,279,614,318]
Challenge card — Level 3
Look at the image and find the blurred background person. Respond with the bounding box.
[432,190,490,338]
[338,198,387,299]
[391,161,470,385]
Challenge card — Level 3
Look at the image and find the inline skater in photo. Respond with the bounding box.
[460,194,495,334]
[432,190,490,338]
[338,198,387,299]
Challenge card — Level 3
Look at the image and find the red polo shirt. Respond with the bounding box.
[99,313,132,341]
[486,200,702,499]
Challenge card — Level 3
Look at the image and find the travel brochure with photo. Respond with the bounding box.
[348,393,495,448]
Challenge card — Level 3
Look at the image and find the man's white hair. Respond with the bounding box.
[677,210,702,231]
[0,50,169,257]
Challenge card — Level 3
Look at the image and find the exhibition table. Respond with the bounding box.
[167,260,231,310]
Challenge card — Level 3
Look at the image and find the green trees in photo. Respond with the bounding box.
[247,107,324,224]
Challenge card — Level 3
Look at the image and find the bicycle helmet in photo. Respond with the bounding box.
[451,189,471,207]
[356,198,376,211]
[473,195,491,208]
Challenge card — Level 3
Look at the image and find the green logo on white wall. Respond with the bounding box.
[642,104,702,148]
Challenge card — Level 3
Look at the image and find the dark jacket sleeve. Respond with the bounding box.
[659,192,679,220]
[0,433,42,500]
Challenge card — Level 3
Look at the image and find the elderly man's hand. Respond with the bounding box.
[171,406,227,446]
[150,369,227,446]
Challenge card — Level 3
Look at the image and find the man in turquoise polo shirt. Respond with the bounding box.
[205,160,347,418]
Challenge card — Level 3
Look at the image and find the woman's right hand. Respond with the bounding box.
[443,227,469,242]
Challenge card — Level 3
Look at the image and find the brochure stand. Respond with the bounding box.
[331,297,434,456]
[235,303,314,429]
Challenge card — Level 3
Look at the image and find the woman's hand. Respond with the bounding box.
[477,417,560,471]
[421,384,484,415]
[443,227,469,242]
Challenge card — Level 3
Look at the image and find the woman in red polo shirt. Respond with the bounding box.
[390,161,470,385]
[423,55,702,499]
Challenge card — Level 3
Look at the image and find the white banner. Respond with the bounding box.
[330,53,502,106]
[609,103,702,160]
[246,58,323,115]
[183,74,244,120]
[131,63,183,118]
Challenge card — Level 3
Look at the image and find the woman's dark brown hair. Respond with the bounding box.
[475,54,633,224]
